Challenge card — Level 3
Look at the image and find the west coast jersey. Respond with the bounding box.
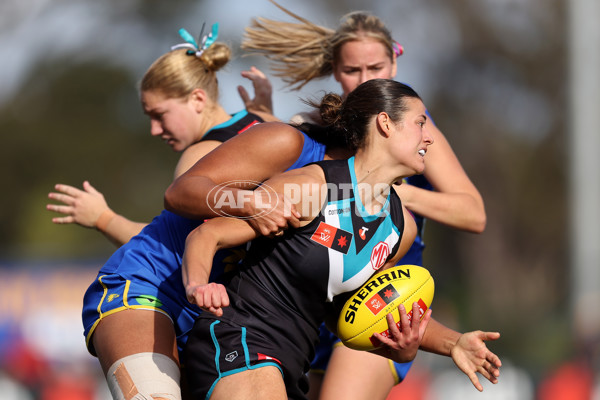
[82,110,272,355]
[194,157,405,391]
[81,117,327,356]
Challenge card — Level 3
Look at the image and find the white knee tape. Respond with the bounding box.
[106,352,181,400]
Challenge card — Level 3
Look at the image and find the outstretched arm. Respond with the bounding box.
[369,305,501,392]
[420,319,501,391]
[47,137,228,247]
[164,122,304,235]
[47,181,147,247]
[395,123,486,233]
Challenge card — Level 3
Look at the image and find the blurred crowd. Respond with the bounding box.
[0,263,597,399]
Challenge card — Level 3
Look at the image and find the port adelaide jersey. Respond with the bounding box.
[223,157,405,349]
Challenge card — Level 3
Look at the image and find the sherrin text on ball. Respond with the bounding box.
[337,265,434,350]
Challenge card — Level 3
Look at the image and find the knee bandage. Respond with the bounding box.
[106,352,181,400]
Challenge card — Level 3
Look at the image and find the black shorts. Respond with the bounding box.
[184,315,311,399]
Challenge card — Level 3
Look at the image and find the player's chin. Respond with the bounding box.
[172,143,186,152]
[412,162,426,175]
[166,139,184,152]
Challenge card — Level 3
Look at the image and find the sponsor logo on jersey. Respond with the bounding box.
[365,284,400,316]
[225,351,239,362]
[310,222,353,254]
[327,207,351,216]
[257,353,282,365]
[350,205,389,253]
[370,241,390,270]
[369,298,428,348]
[359,227,369,240]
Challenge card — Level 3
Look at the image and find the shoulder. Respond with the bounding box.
[240,121,305,151]
[261,164,327,223]
[264,163,326,188]
[187,121,308,182]
[174,140,221,178]
[284,163,326,182]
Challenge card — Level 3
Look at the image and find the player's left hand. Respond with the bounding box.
[238,66,273,114]
[450,330,502,391]
[186,282,230,317]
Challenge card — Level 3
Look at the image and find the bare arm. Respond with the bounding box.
[183,216,257,316]
[420,319,502,391]
[47,181,147,247]
[46,139,226,247]
[395,123,486,233]
[165,122,305,235]
[370,201,499,391]
[183,165,325,314]
[369,311,501,392]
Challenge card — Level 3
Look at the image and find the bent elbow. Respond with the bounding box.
[164,182,178,213]
[470,212,487,234]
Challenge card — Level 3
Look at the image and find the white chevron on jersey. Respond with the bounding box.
[324,202,401,301]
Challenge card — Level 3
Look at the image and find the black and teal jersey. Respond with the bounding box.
[188,156,406,399]
[200,110,262,142]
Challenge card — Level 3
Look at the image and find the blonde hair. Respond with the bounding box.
[140,42,231,101]
[242,0,395,89]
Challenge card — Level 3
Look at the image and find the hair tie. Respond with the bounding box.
[171,22,220,58]
[393,41,404,58]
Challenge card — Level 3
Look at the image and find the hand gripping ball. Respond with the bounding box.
[337,265,434,350]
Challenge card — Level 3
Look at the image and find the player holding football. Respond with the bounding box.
[181,80,501,400]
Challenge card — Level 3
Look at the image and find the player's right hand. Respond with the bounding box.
[244,190,301,237]
[47,180,110,228]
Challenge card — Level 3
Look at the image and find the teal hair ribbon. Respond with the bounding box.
[202,23,219,49]
[170,23,219,57]
[178,28,198,48]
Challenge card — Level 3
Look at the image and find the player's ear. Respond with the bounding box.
[190,88,207,113]
[376,112,392,137]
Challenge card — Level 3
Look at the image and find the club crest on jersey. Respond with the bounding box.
[370,241,390,270]
[310,222,353,254]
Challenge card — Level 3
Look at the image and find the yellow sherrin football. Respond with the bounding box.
[337,265,434,351]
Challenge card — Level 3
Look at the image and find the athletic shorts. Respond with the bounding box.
[184,316,310,400]
[81,210,243,358]
[310,324,413,383]
[82,270,200,357]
